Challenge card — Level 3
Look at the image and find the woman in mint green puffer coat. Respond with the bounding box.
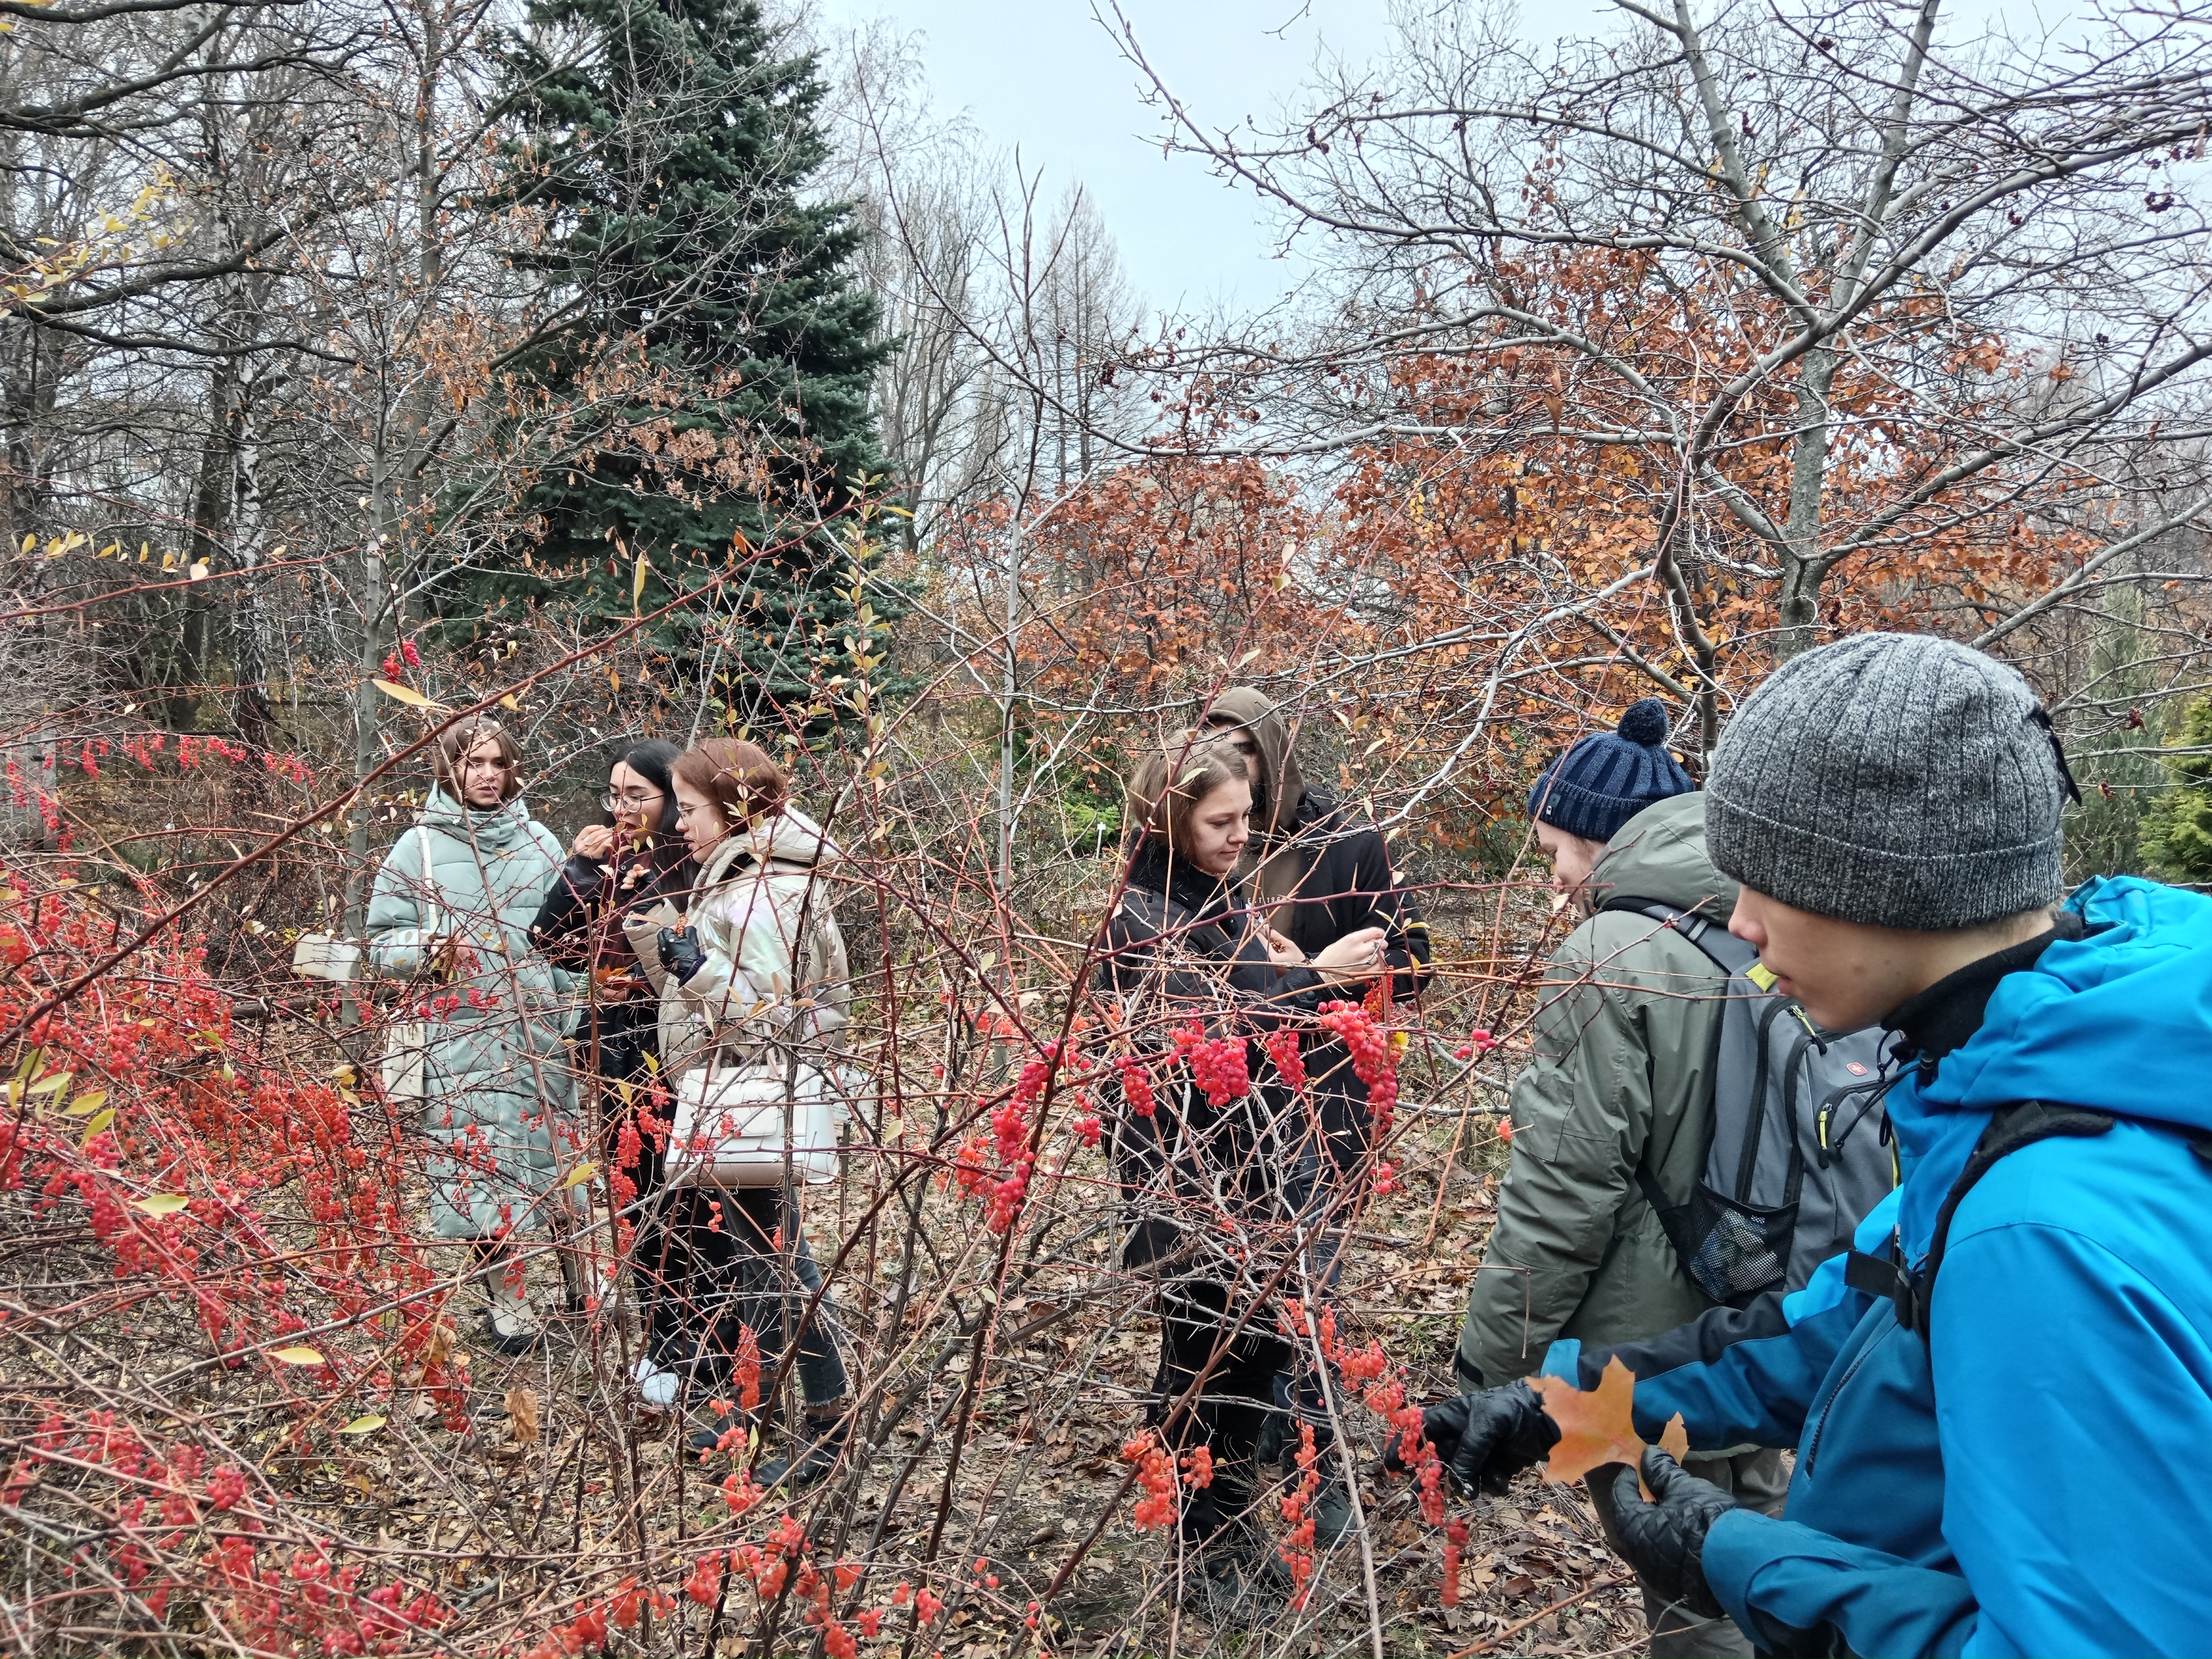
[364,718,579,1352]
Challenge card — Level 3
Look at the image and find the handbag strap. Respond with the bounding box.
[413,823,445,938]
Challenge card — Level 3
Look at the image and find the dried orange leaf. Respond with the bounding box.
[1641,1412,1691,1501]
[1530,1355,1646,1484]
[504,1386,540,1443]
[420,1319,456,1368]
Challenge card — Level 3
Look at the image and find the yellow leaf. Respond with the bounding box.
[269,1346,325,1367]
[498,693,518,710]
[559,1162,598,1190]
[65,1090,107,1117]
[371,679,440,709]
[130,1194,190,1217]
[26,1070,71,1097]
[80,1106,115,1143]
[338,1413,386,1436]
[18,532,34,553]
[632,553,649,611]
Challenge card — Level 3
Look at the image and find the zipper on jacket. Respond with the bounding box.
[1803,1324,1885,1477]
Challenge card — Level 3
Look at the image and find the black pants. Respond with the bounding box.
[640,1183,848,1410]
[1148,1277,1292,1538]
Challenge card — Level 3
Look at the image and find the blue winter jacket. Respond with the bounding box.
[1543,876,2212,1657]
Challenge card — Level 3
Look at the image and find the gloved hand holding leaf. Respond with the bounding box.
[1530,1355,1690,1497]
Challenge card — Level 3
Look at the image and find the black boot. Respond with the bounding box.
[755,1408,849,1488]
[1189,1408,1290,1607]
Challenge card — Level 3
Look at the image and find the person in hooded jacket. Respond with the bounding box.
[626,738,856,1489]
[1195,687,1434,1533]
[365,718,579,1353]
[1457,700,1787,1656]
[528,739,694,1405]
[1102,737,1391,1602]
[1408,634,2212,1659]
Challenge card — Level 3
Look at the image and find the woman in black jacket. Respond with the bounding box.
[1100,739,1384,1596]
[529,739,692,1407]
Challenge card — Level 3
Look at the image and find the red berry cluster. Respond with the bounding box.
[1316,999,1399,1137]
[1171,1020,1250,1107]
[1116,1055,1157,1118]
[1261,1025,1307,1094]
[1278,1421,1321,1607]
[1441,1515,1470,1607]
[1122,1429,1179,1530]
[1452,1026,1501,1060]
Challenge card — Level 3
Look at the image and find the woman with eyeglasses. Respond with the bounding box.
[529,739,695,1404]
[623,737,855,1487]
[365,718,579,1354]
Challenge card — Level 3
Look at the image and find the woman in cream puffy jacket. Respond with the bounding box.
[623,738,854,1487]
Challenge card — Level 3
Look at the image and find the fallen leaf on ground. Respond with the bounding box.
[505,1387,540,1443]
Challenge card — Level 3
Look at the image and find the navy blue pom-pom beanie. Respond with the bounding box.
[1527,699,1695,844]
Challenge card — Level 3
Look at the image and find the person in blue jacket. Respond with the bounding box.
[1404,632,2212,1658]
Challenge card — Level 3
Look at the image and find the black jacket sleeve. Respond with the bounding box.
[528,854,608,970]
[1287,816,1433,997]
[1101,889,1334,1025]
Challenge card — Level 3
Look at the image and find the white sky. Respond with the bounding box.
[810,0,2086,318]
[804,0,1444,315]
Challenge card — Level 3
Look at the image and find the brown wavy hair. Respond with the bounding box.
[432,718,524,803]
[1125,735,1249,856]
[672,738,787,831]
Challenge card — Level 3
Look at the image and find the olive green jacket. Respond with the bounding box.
[1457,792,1737,1388]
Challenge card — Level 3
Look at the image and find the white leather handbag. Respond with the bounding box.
[290,932,361,982]
[666,1049,838,1188]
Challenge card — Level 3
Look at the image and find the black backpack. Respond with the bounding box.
[1600,898,1900,1305]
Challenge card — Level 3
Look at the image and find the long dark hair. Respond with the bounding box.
[603,739,682,838]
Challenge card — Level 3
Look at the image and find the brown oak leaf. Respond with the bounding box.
[1529,1356,1687,1495]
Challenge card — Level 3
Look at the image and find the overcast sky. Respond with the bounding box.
[810,0,2084,318]
[805,0,1480,315]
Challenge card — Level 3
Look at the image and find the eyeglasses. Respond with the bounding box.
[603,791,664,812]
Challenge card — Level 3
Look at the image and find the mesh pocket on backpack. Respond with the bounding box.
[1682,1182,1798,1304]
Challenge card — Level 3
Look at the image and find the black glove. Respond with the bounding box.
[1605,1447,1736,1620]
[656,926,705,983]
[1384,1381,1559,1495]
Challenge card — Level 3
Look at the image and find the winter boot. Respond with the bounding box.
[1291,1422,1358,1547]
[1191,1409,1290,1607]
[478,1244,543,1355]
[755,1406,850,1489]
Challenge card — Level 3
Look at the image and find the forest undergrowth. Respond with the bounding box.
[0,831,1654,1659]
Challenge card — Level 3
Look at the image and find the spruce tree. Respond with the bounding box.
[473,0,895,739]
[2139,697,2212,884]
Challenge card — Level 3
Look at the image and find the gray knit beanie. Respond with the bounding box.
[1705,633,2070,929]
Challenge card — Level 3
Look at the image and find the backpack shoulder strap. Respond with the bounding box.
[1596,896,1759,978]
[1845,1100,2115,1340]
